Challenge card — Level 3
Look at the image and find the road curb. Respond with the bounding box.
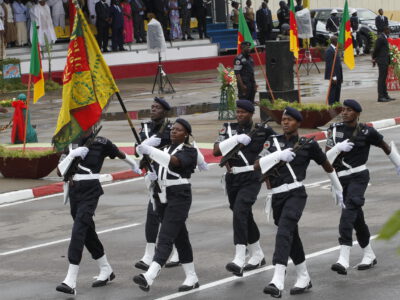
[1,116,399,204]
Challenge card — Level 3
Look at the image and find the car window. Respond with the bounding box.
[357,9,376,20]
[316,10,332,22]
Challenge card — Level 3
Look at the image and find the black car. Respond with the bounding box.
[311,8,400,53]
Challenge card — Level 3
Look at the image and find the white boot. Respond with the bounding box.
[226,244,246,276]
[56,264,79,295]
[358,244,377,270]
[244,241,266,270]
[179,262,200,292]
[290,261,312,294]
[264,264,286,297]
[331,245,351,275]
[92,254,115,287]
[165,246,180,267]
[133,261,161,292]
[135,243,155,270]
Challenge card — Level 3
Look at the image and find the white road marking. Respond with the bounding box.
[154,235,378,300]
[0,223,141,256]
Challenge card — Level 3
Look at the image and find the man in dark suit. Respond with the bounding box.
[95,0,111,52]
[193,0,210,39]
[375,8,389,35]
[110,0,125,51]
[153,0,169,41]
[372,26,395,102]
[131,0,147,43]
[325,36,343,105]
[256,1,272,45]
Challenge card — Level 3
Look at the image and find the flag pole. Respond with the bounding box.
[325,46,339,105]
[23,74,32,153]
[295,57,302,103]
[254,47,275,102]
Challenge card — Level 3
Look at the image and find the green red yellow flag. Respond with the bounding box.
[52,8,119,151]
[237,8,255,54]
[30,21,45,103]
[338,0,355,70]
[289,0,299,59]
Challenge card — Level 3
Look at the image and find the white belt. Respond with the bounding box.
[270,181,303,195]
[337,165,367,177]
[231,165,254,174]
[73,174,100,181]
[161,178,190,187]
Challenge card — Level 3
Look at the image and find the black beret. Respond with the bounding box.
[283,106,303,122]
[236,100,255,113]
[154,97,171,111]
[175,118,192,135]
[241,41,252,47]
[343,99,362,113]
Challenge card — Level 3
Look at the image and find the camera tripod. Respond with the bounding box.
[152,52,175,94]
[299,45,321,75]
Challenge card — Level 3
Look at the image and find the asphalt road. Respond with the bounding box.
[1,126,399,300]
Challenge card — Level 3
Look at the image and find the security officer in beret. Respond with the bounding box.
[56,128,142,295]
[254,107,344,298]
[326,99,400,276]
[134,97,181,271]
[234,41,257,103]
[213,100,275,277]
[133,118,200,292]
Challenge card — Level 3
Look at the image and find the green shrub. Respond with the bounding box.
[260,99,341,111]
[0,145,57,158]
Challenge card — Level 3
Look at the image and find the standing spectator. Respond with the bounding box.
[153,0,169,41]
[193,0,209,39]
[12,0,28,46]
[350,8,361,55]
[324,36,343,105]
[256,1,272,45]
[310,10,317,46]
[180,0,192,40]
[372,26,395,102]
[110,0,125,51]
[95,0,111,52]
[277,1,289,29]
[0,14,5,59]
[168,0,182,40]
[1,0,17,47]
[88,0,99,25]
[131,0,146,43]
[47,0,66,30]
[244,0,255,35]
[294,0,302,12]
[37,0,56,45]
[121,0,133,44]
[230,1,239,29]
[25,0,36,44]
[375,8,388,35]
[326,9,340,35]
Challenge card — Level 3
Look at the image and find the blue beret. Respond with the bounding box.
[343,99,362,112]
[283,106,303,122]
[154,97,171,111]
[175,118,192,135]
[241,41,252,47]
[17,93,27,101]
[236,100,255,113]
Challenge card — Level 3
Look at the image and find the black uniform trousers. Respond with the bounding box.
[145,201,161,243]
[338,170,371,248]
[153,185,193,266]
[272,187,307,266]
[328,82,341,105]
[377,62,389,99]
[68,180,104,265]
[96,24,110,51]
[226,174,261,245]
[238,82,256,103]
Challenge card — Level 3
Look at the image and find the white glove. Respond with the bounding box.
[336,192,346,209]
[279,148,296,162]
[136,144,153,156]
[193,141,209,171]
[69,146,89,159]
[337,139,354,152]
[146,171,158,181]
[236,134,251,146]
[198,161,209,171]
[142,135,161,147]
[327,171,346,209]
[123,155,142,175]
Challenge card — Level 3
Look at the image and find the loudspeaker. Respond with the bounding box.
[265,40,294,91]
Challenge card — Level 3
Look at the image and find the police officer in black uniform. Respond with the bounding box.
[234,42,257,103]
[134,97,181,271]
[326,9,340,35]
[277,1,289,29]
[213,100,275,277]
[326,100,400,276]
[133,118,201,292]
[255,107,344,298]
[56,129,142,295]
[350,9,361,55]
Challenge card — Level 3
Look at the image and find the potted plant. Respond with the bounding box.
[260,99,342,129]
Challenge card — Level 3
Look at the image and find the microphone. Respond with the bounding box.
[147,19,167,54]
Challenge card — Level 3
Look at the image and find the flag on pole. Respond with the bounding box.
[338,0,355,70]
[237,8,255,54]
[289,0,299,59]
[52,8,119,151]
[30,21,45,103]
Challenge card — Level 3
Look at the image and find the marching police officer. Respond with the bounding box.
[213,100,275,277]
[254,107,344,298]
[326,100,400,276]
[56,128,142,295]
[326,9,340,35]
[234,41,257,103]
[134,97,181,271]
[133,118,201,292]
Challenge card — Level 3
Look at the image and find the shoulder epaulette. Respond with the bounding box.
[95,136,108,144]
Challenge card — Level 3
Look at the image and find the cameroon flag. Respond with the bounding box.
[338,0,355,70]
[237,8,255,54]
[30,22,45,103]
[289,0,299,59]
[52,8,119,151]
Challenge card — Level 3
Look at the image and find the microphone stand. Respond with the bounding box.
[152,51,175,94]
